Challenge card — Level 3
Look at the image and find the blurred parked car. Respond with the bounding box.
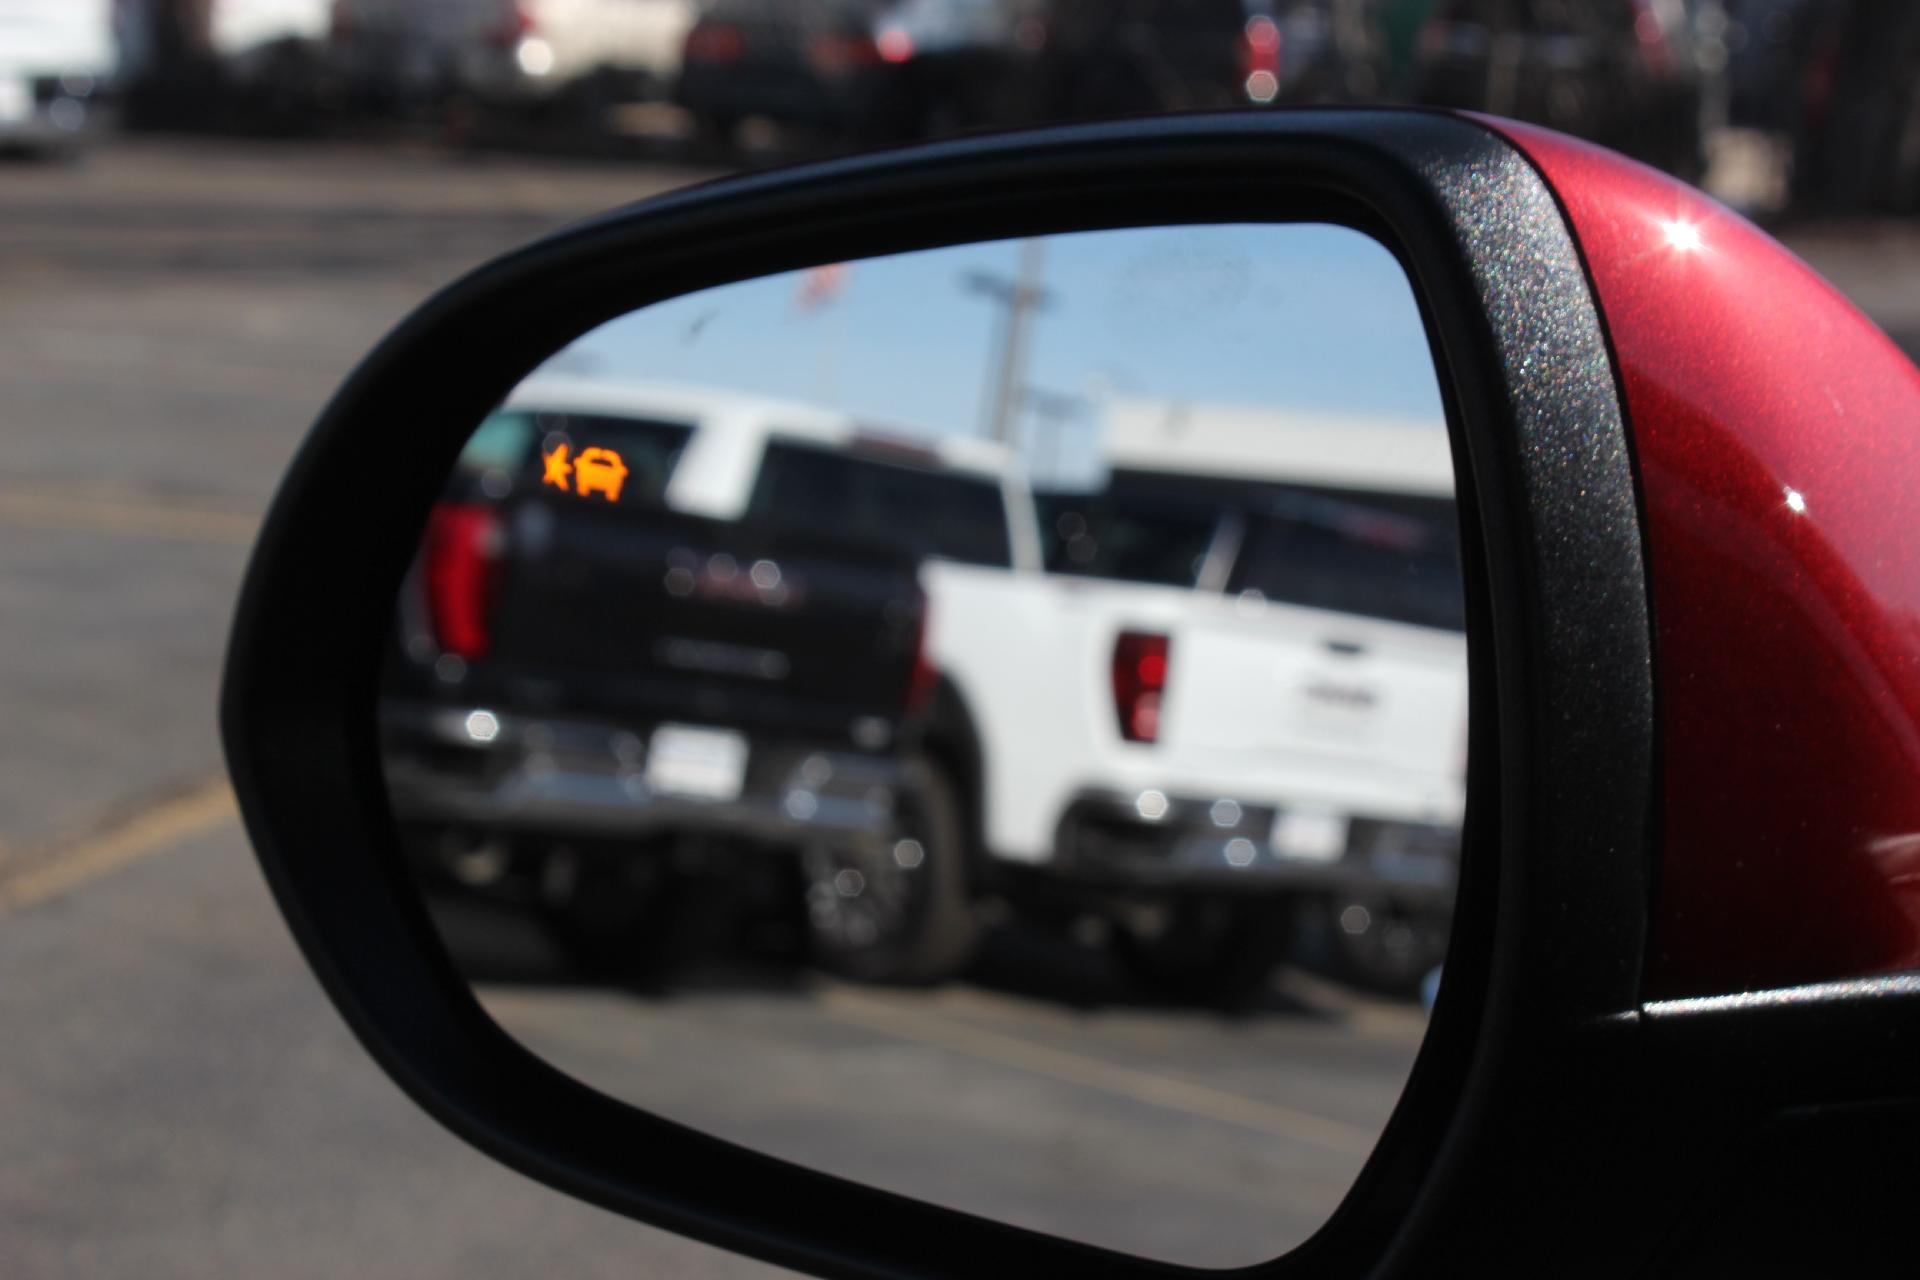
[1722,0,1805,132]
[1035,0,1286,117]
[1784,0,1920,214]
[1412,0,1713,180]
[675,0,1044,145]
[207,0,332,114]
[211,0,330,68]
[675,0,1311,149]
[0,0,113,155]
[327,0,694,121]
[110,0,333,125]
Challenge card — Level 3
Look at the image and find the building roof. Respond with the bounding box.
[1100,397,1455,498]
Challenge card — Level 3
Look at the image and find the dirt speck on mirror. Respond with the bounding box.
[379,223,1462,1267]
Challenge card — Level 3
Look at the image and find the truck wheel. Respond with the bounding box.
[1113,901,1290,1009]
[803,757,977,984]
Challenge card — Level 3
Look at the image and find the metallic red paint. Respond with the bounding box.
[1492,118,1920,997]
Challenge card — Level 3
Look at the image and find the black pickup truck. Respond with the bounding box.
[378,407,975,983]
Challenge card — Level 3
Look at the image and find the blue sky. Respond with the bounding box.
[541,222,1445,486]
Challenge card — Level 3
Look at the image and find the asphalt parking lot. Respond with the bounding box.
[0,137,784,1279]
[3,135,1917,1278]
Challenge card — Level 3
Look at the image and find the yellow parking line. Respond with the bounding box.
[0,779,238,914]
[820,988,1378,1156]
[0,491,258,545]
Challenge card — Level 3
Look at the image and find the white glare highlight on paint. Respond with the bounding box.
[1660,219,1705,253]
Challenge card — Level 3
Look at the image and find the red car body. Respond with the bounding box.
[1497,120,1920,997]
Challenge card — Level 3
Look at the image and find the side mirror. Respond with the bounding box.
[222,111,1920,1276]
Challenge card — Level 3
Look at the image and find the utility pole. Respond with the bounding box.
[962,238,1051,447]
[1022,387,1091,487]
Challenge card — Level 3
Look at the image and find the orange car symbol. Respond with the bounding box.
[572,447,629,503]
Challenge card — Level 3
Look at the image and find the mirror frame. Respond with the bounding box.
[222,110,1654,1277]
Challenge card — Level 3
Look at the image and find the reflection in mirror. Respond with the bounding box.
[380,224,1464,1267]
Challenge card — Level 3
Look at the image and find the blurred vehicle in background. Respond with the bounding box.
[1783,0,1920,214]
[208,0,331,114]
[0,0,113,155]
[675,0,1037,146]
[1411,0,1713,180]
[87,0,1920,221]
[1032,0,1399,116]
[1261,1,1388,105]
[673,0,1333,151]
[1035,0,1287,117]
[114,0,337,125]
[209,1,330,72]
[942,398,1466,1000]
[326,0,695,122]
[1722,0,1803,133]
[381,377,1006,984]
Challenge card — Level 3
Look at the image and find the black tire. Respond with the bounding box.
[1113,900,1291,1009]
[803,756,977,984]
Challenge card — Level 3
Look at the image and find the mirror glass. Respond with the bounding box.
[379,223,1465,1267]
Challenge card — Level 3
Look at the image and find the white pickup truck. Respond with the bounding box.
[927,403,1466,997]
[943,476,1467,997]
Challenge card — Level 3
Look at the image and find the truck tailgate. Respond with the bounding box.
[480,495,924,739]
[1159,601,1467,813]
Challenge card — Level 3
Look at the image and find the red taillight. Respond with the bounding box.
[807,31,884,75]
[685,22,745,63]
[905,599,938,717]
[1240,15,1281,101]
[1242,16,1281,76]
[423,503,504,660]
[1629,0,1673,79]
[1112,630,1169,744]
[876,27,914,64]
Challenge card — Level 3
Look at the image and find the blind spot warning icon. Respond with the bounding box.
[573,447,629,503]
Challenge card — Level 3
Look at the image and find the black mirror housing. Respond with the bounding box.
[221,110,1658,1277]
